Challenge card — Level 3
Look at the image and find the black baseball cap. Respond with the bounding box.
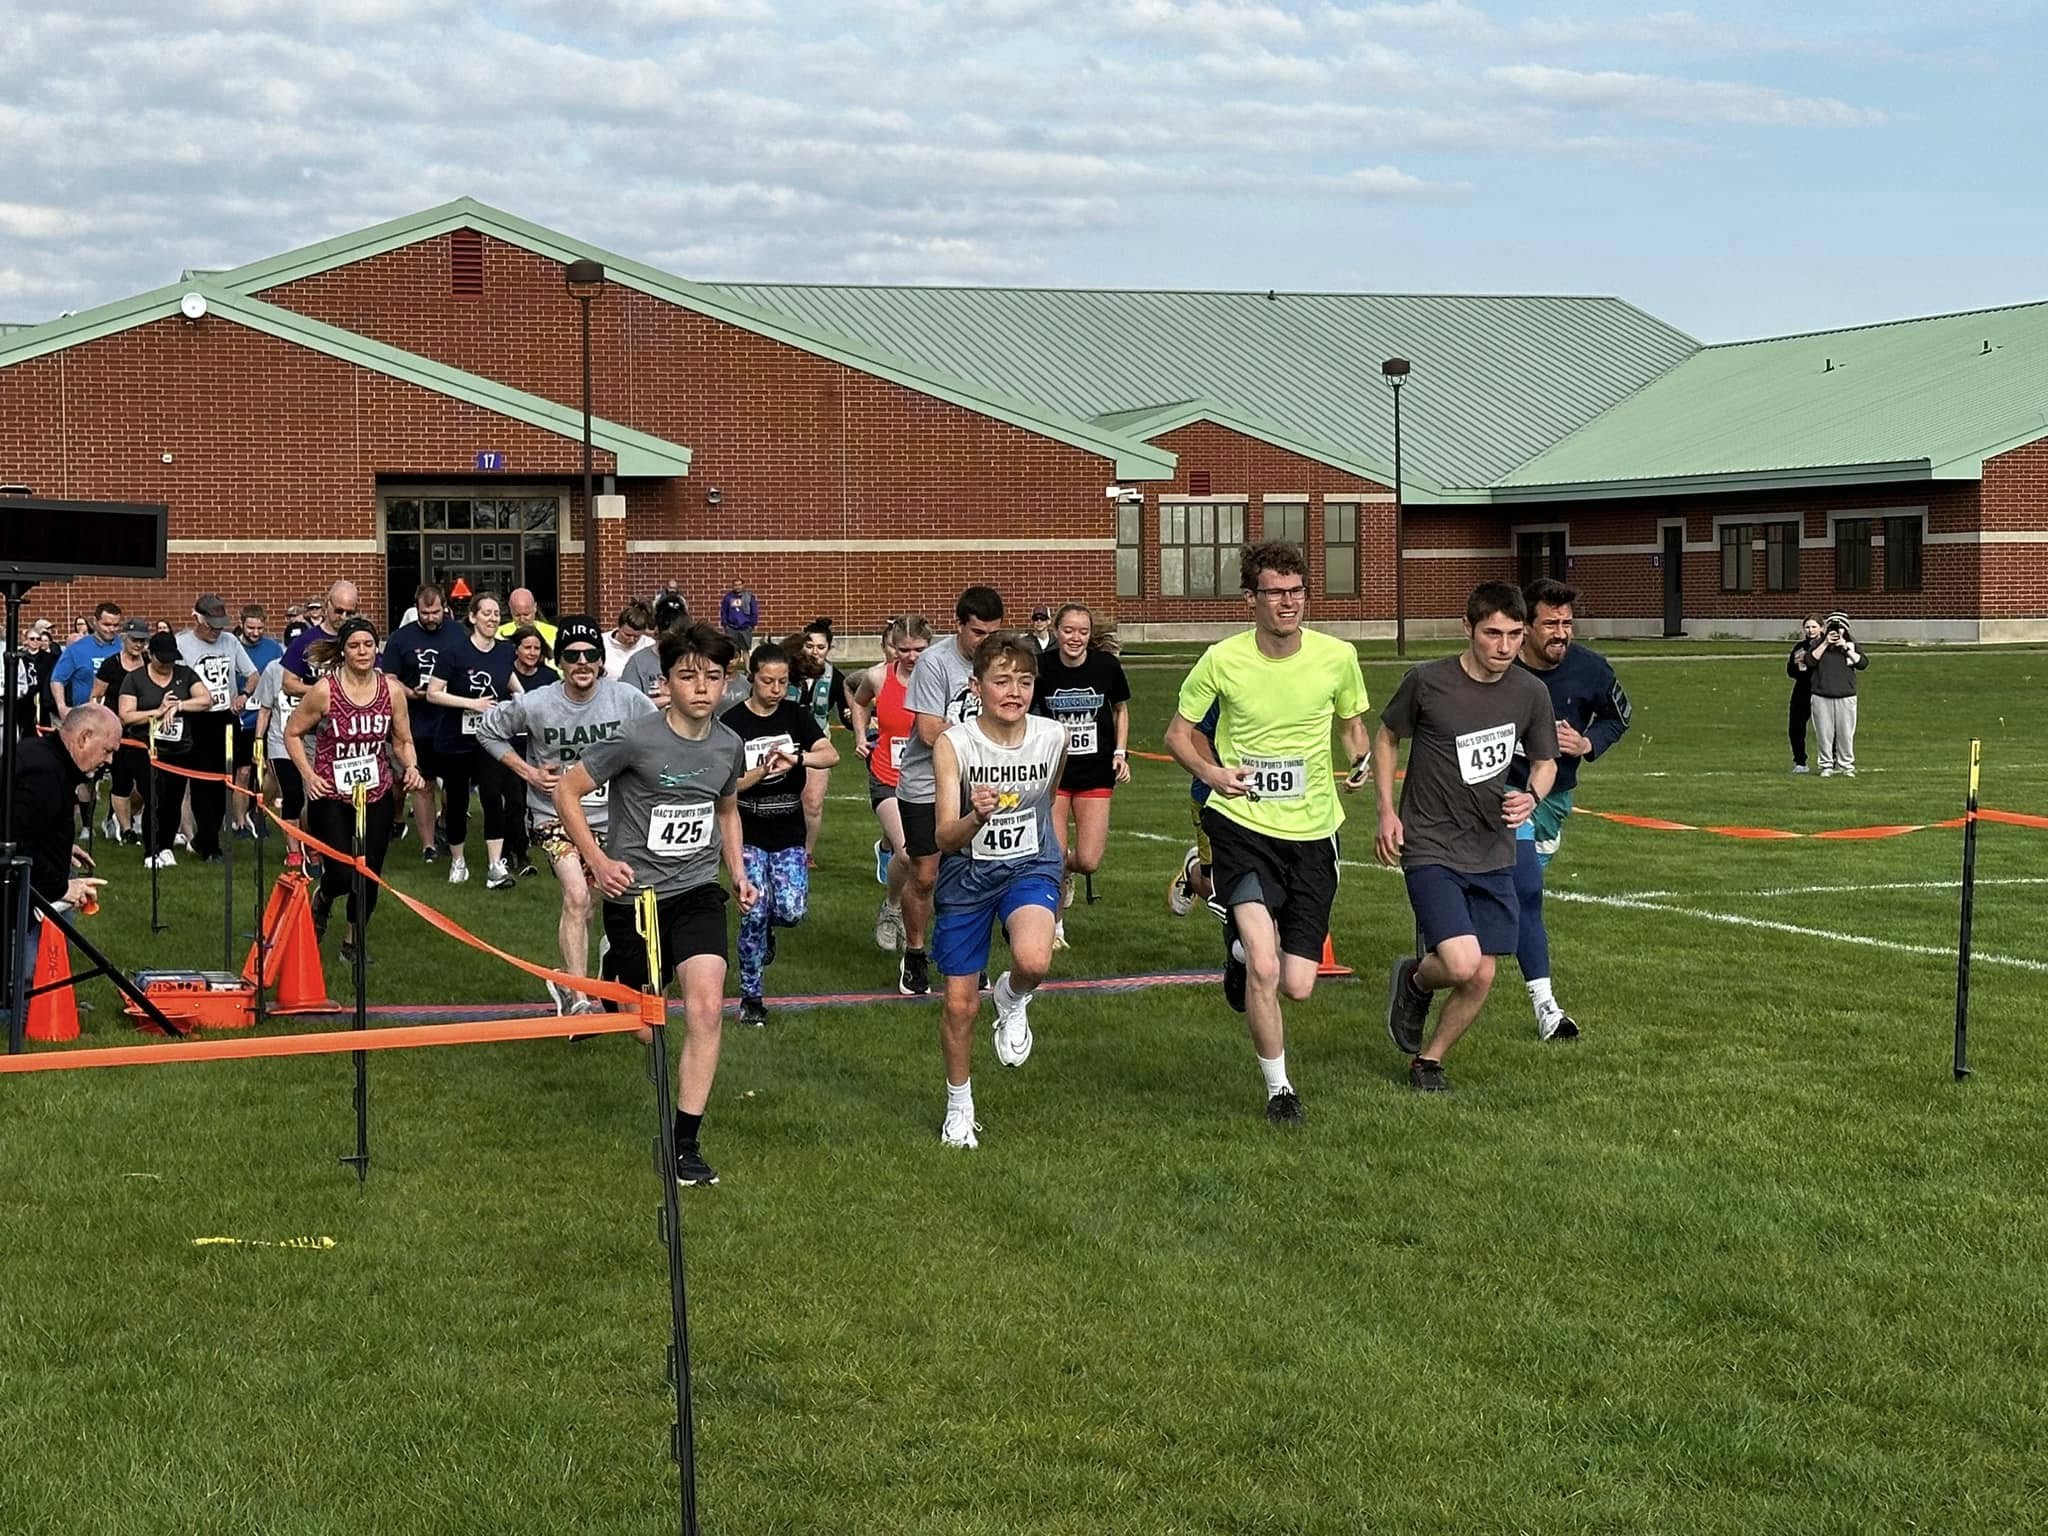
[194,593,229,621]
[122,618,151,640]
[555,616,604,661]
[147,632,179,663]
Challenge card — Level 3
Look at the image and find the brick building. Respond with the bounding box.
[4,198,2045,643]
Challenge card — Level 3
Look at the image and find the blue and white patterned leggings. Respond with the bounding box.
[737,844,810,996]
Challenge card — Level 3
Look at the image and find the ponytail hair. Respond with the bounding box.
[306,615,379,675]
[1053,602,1119,655]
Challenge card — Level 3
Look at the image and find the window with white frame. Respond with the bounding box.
[1323,501,1357,596]
[1116,499,1142,598]
[1159,500,1246,598]
[1764,522,1799,592]
[1264,499,1306,550]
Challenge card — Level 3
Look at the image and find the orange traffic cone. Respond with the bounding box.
[243,870,304,987]
[269,879,334,1014]
[1316,933,1352,979]
[25,919,80,1042]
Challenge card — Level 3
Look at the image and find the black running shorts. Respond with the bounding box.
[1200,806,1339,963]
[900,798,939,859]
[601,884,729,989]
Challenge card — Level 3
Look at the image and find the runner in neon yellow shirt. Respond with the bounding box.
[1165,539,1370,1127]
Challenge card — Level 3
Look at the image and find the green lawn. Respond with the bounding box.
[4,642,2047,1534]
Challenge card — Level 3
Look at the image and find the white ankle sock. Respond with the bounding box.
[1258,1052,1290,1096]
[994,973,1032,1011]
[1527,977,1556,1016]
[946,1079,973,1113]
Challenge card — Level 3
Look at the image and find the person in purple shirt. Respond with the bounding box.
[719,580,759,654]
[280,579,361,699]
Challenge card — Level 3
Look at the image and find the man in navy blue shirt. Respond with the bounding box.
[1507,578,1632,1041]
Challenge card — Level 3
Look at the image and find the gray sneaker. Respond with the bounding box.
[1386,957,1430,1056]
[485,858,515,890]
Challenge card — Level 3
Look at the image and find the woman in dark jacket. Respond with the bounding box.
[1785,615,1824,773]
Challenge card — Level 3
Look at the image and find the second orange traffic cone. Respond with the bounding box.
[269,878,334,1014]
[25,919,80,1042]
[1316,933,1352,979]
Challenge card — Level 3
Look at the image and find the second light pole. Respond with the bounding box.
[566,258,606,620]
[1380,356,1410,658]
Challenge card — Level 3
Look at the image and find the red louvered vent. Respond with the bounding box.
[1189,470,1211,496]
[450,230,484,296]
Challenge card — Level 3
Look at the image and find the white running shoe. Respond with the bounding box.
[485,858,515,890]
[873,899,904,952]
[545,979,571,1014]
[150,849,178,869]
[101,814,121,841]
[1167,846,1200,917]
[448,858,470,884]
[1051,920,1069,952]
[173,832,189,848]
[1062,872,1076,910]
[939,1105,980,1149]
[567,996,603,1017]
[991,971,1034,1067]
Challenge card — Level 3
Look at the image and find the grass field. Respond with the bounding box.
[5,639,2048,1534]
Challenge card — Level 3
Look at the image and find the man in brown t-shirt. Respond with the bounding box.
[1372,582,1558,1091]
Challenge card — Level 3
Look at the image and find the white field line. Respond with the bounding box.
[1120,828,2048,972]
[1723,876,2048,899]
[1547,889,2048,973]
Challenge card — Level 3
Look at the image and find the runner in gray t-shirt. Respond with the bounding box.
[176,599,257,861]
[1373,582,1559,1093]
[478,616,657,1015]
[621,644,666,703]
[555,622,756,1190]
[892,584,1006,999]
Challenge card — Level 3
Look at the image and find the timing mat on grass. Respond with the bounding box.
[280,969,1254,1025]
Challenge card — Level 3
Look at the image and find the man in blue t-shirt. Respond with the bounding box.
[1506,578,1632,1042]
[1166,702,1221,917]
[50,602,124,719]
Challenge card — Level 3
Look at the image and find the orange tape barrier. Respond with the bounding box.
[0,1007,654,1075]
[1573,807,2043,841]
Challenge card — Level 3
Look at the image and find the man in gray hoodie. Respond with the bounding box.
[478,616,656,1011]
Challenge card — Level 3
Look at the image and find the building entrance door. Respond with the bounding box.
[1662,524,1684,636]
[380,490,564,629]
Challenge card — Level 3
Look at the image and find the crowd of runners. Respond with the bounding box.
[31,553,1630,1186]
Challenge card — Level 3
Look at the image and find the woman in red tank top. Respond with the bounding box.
[847,615,932,954]
[284,617,425,965]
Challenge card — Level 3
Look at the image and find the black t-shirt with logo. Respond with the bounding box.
[720,698,825,852]
[431,634,519,753]
[116,664,204,757]
[382,618,457,746]
[1031,648,1131,793]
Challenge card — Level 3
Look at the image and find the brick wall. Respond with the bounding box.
[1979,438,2048,616]
[1120,420,1392,626]
[0,316,612,631]
[258,234,1124,634]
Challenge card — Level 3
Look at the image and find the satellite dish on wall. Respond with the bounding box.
[179,292,208,321]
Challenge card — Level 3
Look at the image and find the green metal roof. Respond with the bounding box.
[208,199,1176,483]
[1499,299,2048,494]
[700,281,1698,494]
[0,282,692,477]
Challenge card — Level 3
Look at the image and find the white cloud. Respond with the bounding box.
[0,0,1890,315]
[1486,64,1885,127]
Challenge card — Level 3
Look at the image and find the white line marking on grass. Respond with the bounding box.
[1547,889,2048,973]
[1738,876,2048,898]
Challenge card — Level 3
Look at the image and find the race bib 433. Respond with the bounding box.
[1457,724,1517,785]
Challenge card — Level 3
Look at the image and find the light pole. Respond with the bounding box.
[1381,357,1410,657]
[565,258,606,620]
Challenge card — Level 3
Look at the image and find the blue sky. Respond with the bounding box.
[2,0,2043,340]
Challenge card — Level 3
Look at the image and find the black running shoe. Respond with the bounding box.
[738,995,768,1027]
[517,860,539,879]
[1265,1088,1306,1126]
[421,843,441,864]
[765,930,778,968]
[1222,917,1247,1014]
[899,949,931,997]
[674,1146,720,1187]
[1386,957,1430,1056]
[1409,1056,1449,1093]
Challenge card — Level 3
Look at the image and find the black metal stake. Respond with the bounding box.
[649,1018,700,1536]
[148,751,165,936]
[4,855,30,1054]
[252,770,268,1031]
[340,787,370,1182]
[221,726,235,972]
[1954,739,1980,1081]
